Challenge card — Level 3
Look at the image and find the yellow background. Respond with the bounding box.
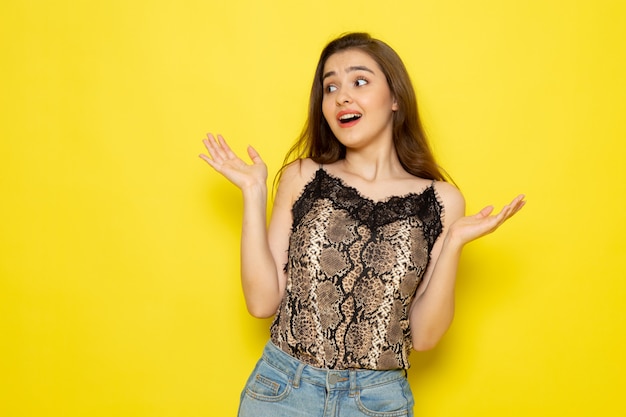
[2,0,625,415]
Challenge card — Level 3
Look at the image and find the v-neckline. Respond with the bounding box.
[316,168,434,206]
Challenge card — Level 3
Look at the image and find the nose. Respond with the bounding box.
[335,87,352,105]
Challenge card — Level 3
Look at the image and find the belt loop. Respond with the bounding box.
[292,362,305,389]
[349,370,357,397]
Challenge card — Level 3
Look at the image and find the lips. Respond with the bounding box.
[337,110,362,128]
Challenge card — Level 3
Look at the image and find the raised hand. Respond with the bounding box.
[448,194,526,246]
[199,133,268,191]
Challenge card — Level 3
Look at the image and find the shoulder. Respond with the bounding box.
[280,158,319,181]
[275,158,320,206]
[278,158,319,190]
[432,180,465,223]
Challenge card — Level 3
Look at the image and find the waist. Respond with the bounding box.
[261,340,407,391]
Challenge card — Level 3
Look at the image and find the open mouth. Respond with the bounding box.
[338,113,362,124]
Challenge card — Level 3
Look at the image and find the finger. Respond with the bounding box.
[247,145,264,165]
[201,141,219,165]
[202,134,215,154]
[510,194,526,209]
[494,197,525,224]
[206,133,229,161]
[505,195,526,217]
[202,134,221,160]
[509,200,525,217]
[199,153,219,170]
[495,206,514,225]
[476,205,494,218]
[217,134,239,161]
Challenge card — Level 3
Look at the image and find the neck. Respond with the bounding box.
[342,147,405,181]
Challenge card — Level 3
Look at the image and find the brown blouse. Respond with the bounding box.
[270,168,443,370]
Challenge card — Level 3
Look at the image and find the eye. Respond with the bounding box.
[325,84,337,93]
[355,77,368,87]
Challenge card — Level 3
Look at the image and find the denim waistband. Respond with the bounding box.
[261,341,407,392]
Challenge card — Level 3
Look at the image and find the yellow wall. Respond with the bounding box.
[2,0,625,415]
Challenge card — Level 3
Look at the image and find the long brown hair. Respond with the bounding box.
[280,32,448,182]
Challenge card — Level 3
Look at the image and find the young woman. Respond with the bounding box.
[200,32,525,417]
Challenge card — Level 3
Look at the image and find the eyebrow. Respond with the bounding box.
[322,65,375,80]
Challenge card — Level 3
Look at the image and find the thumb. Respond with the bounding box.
[247,145,263,164]
[476,205,495,218]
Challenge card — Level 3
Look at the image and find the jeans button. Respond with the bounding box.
[328,374,338,384]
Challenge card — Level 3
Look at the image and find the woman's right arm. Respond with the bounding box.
[200,134,301,318]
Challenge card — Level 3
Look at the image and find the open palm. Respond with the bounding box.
[449,194,526,245]
[200,133,267,190]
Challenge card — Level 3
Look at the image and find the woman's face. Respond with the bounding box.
[321,49,398,151]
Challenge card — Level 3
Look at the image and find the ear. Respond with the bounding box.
[392,98,399,111]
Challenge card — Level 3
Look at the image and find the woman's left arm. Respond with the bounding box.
[409,183,525,351]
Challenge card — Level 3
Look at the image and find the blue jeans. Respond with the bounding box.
[238,341,414,417]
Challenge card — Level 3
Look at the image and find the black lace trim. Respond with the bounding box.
[292,168,443,251]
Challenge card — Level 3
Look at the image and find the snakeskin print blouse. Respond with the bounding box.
[270,168,443,370]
